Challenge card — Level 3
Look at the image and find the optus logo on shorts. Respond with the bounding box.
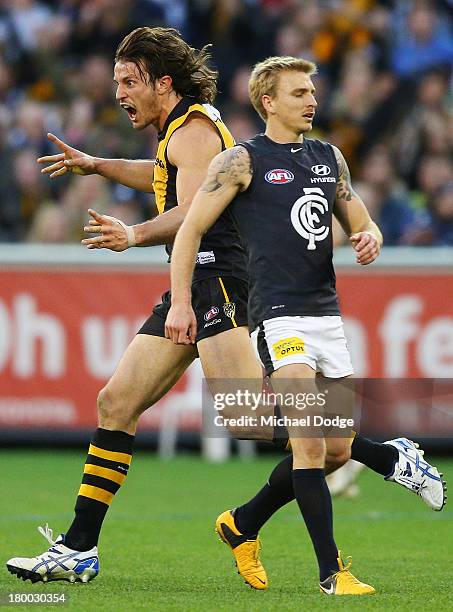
[265,169,294,184]
[272,337,305,360]
[204,306,219,322]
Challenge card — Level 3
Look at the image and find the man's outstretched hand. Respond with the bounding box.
[81,209,135,251]
[37,133,98,178]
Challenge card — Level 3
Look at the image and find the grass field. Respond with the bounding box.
[1,450,452,611]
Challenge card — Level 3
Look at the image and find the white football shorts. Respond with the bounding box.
[251,315,354,378]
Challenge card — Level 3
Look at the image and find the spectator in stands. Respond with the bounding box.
[0,108,20,241]
[13,147,53,237]
[416,154,453,204]
[392,70,451,185]
[359,146,418,245]
[391,2,453,77]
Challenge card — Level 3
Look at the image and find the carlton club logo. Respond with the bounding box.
[290,187,329,250]
[265,168,294,184]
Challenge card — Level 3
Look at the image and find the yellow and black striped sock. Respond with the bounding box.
[65,428,134,551]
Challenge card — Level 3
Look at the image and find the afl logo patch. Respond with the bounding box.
[204,306,219,321]
[265,169,294,184]
[311,164,331,176]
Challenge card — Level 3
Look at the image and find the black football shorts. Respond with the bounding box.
[137,276,248,343]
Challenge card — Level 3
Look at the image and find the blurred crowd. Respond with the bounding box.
[0,0,452,246]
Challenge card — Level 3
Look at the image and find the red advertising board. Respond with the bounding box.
[0,267,452,433]
[336,272,453,379]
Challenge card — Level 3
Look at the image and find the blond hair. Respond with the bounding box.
[249,56,317,121]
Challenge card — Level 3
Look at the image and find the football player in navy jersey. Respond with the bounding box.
[167,56,446,596]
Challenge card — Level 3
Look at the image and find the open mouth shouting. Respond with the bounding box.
[120,103,137,122]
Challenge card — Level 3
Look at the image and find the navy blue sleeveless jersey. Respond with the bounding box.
[229,134,341,330]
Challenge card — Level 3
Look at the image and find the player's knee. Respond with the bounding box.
[291,437,326,466]
[325,445,351,470]
[97,385,132,430]
[97,385,110,414]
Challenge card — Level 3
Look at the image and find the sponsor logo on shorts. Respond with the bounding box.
[264,169,294,184]
[272,336,305,360]
[203,318,221,329]
[204,306,219,321]
[196,251,216,264]
[223,302,236,319]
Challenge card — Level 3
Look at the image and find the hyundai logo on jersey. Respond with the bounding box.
[311,164,331,176]
[265,169,295,184]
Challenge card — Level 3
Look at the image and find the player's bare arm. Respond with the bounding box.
[332,145,383,265]
[81,116,222,251]
[37,133,155,192]
[165,145,252,344]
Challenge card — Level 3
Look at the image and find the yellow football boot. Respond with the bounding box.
[319,553,375,596]
[215,510,268,590]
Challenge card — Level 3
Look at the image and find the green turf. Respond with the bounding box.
[0,451,451,611]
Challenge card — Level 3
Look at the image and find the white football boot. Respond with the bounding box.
[384,438,447,511]
[6,524,99,583]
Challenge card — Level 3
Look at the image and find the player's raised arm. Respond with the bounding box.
[332,145,383,265]
[38,132,154,193]
[165,145,252,344]
[133,116,224,246]
[81,117,222,251]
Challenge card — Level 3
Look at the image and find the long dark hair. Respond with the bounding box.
[115,27,218,104]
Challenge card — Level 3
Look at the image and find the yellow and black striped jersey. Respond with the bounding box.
[153,97,248,282]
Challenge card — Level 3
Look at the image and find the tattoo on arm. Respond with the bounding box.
[334,146,358,202]
[200,146,252,194]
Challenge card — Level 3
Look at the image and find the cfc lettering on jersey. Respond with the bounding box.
[272,337,305,360]
[196,251,216,264]
[290,187,330,250]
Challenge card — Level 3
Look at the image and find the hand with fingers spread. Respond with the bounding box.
[350,231,381,265]
[37,133,98,179]
[165,303,197,345]
[81,208,136,251]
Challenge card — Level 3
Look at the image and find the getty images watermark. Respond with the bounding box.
[212,389,353,430]
[202,378,357,439]
[202,378,453,440]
